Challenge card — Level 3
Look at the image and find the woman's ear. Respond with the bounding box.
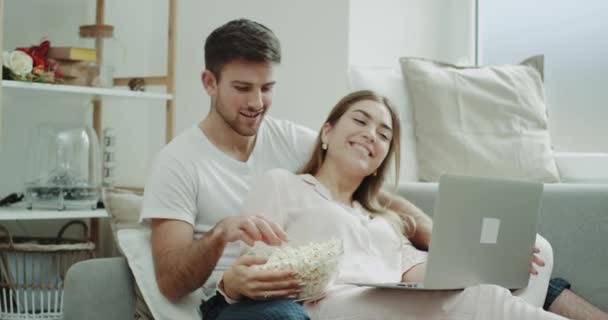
[321,122,332,145]
[201,70,218,96]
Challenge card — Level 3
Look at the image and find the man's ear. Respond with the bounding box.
[321,122,332,144]
[201,70,218,96]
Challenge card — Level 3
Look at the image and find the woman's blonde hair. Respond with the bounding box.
[299,90,416,238]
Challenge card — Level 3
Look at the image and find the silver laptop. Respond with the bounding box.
[348,174,543,290]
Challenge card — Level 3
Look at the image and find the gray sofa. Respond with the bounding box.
[63,181,608,319]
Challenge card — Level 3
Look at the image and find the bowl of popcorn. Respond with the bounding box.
[250,238,343,301]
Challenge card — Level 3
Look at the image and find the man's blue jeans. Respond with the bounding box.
[200,292,309,320]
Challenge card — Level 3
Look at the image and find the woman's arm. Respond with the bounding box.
[222,254,302,301]
[401,262,427,283]
[378,190,433,250]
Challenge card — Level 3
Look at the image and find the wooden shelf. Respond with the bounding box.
[0,205,108,221]
[2,80,172,100]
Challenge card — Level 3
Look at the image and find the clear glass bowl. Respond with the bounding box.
[249,239,343,301]
[24,124,101,210]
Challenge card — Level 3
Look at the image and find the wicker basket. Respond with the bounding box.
[0,221,95,320]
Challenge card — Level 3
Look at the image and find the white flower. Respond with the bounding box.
[3,50,33,76]
[2,51,10,68]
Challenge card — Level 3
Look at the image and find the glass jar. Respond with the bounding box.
[24,124,101,210]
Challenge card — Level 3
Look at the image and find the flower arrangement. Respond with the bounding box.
[2,40,63,83]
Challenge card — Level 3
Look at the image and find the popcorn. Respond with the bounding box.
[250,239,343,300]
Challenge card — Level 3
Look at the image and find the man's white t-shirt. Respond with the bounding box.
[140,116,316,272]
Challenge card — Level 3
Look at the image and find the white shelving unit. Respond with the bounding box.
[0,0,176,246]
[0,206,108,221]
[2,80,173,100]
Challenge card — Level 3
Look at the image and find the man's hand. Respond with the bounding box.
[529,246,546,275]
[223,255,304,301]
[214,215,288,246]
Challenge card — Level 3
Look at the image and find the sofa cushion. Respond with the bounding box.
[105,190,201,319]
[103,188,144,225]
[117,228,205,320]
[348,66,418,181]
[400,55,560,182]
[101,188,146,257]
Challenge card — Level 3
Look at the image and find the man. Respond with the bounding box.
[141,18,605,320]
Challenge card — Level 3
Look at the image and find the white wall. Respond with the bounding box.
[348,0,475,67]
[101,0,351,187]
[0,0,3,149]
[173,0,350,147]
[1,0,350,196]
[479,0,608,152]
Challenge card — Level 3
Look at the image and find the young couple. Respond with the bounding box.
[142,18,605,320]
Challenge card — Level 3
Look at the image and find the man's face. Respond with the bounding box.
[203,60,276,136]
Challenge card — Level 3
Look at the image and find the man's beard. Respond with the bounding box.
[214,98,264,137]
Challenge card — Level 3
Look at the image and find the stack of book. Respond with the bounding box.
[49,47,98,86]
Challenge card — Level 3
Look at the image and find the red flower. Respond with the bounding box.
[16,40,53,70]
[12,40,63,82]
[36,40,51,57]
[33,55,47,69]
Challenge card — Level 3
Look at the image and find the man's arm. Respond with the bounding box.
[151,216,288,303]
[378,190,433,250]
[151,219,224,303]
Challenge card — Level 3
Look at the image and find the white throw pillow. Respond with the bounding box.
[102,189,146,257]
[117,229,205,320]
[102,189,143,224]
[348,66,418,181]
[400,56,560,182]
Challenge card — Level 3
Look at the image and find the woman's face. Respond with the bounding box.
[322,99,393,178]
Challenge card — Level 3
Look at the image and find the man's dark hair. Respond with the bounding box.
[204,18,281,79]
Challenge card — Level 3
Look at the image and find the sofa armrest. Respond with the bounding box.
[397,182,608,311]
[63,257,135,320]
[554,152,608,183]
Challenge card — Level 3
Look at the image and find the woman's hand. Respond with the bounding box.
[401,262,427,283]
[530,246,546,275]
[222,255,304,301]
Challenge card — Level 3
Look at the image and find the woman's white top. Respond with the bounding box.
[241,168,427,284]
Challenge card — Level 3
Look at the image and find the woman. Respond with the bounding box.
[212,90,564,319]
